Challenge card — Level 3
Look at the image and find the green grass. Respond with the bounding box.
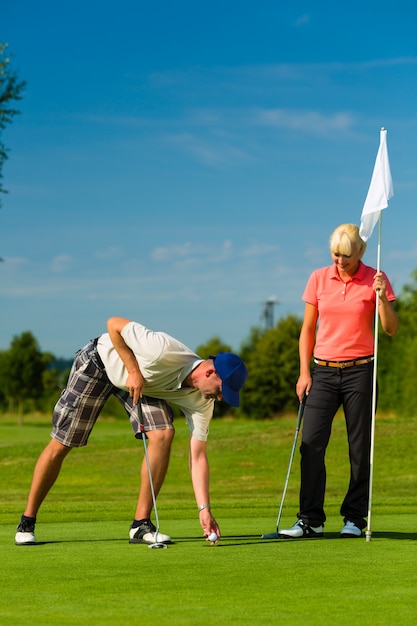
[1,411,417,625]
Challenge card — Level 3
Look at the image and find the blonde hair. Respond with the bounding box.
[329,224,366,259]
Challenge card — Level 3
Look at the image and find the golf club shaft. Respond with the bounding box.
[274,394,306,532]
[137,401,161,539]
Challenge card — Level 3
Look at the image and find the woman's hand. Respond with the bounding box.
[296,374,312,402]
[373,271,387,301]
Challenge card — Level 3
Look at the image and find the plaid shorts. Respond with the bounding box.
[52,339,174,447]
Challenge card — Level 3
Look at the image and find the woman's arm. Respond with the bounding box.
[296,303,318,401]
[373,273,399,336]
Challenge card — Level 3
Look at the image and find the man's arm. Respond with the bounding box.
[107,317,145,404]
[189,436,220,542]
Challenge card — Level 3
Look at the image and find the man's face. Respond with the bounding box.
[199,371,223,402]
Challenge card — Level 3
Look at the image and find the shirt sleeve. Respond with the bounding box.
[182,401,214,442]
[302,270,319,306]
[120,321,166,362]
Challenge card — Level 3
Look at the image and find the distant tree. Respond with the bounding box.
[241,315,302,418]
[0,42,26,244]
[39,354,70,412]
[194,336,233,359]
[0,331,47,424]
[0,350,7,408]
[379,269,417,415]
[0,350,10,409]
[239,326,264,363]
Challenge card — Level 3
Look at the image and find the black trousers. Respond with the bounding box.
[298,361,375,529]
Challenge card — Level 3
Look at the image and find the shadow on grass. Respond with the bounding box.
[15,538,128,546]
[368,531,417,540]
[320,531,417,541]
[257,531,417,542]
[188,531,417,546]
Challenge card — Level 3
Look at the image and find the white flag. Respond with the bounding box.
[359,128,394,242]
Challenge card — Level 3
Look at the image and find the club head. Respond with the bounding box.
[148,542,168,549]
[261,531,280,539]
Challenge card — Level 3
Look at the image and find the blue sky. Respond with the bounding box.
[1,1,417,358]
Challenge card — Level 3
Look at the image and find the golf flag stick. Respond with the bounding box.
[137,401,167,549]
[359,128,394,543]
[366,217,382,543]
[262,394,307,539]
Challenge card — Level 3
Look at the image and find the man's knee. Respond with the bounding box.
[47,438,73,460]
[147,428,175,448]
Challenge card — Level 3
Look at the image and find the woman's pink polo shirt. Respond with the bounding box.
[303,261,396,361]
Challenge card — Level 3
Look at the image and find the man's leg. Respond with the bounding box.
[134,428,175,520]
[119,393,175,543]
[15,439,72,545]
[24,340,112,517]
[23,439,72,518]
[16,338,114,545]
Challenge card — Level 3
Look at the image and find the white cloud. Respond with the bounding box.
[165,132,251,167]
[242,243,279,257]
[50,254,73,273]
[94,246,125,260]
[151,242,209,262]
[256,109,354,133]
[294,14,311,27]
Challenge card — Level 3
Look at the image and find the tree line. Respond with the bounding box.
[1,269,416,422]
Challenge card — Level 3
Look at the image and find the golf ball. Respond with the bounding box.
[208,532,218,542]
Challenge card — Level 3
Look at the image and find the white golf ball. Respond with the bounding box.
[208,532,218,542]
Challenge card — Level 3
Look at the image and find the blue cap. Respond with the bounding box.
[211,353,248,407]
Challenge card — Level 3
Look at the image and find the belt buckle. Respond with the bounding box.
[339,361,348,369]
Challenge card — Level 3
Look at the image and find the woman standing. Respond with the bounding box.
[280,224,398,539]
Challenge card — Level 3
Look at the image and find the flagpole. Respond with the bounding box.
[365,213,382,543]
[359,127,393,542]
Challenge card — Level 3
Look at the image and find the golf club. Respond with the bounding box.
[137,401,168,549]
[261,393,307,539]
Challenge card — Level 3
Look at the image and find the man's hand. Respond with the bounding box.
[199,508,221,544]
[107,317,145,405]
[126,370,145,406]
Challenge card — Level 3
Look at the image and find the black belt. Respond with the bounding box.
[314,357,374,369]
[91,337,105,370]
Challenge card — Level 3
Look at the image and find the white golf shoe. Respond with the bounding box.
[279,519,323,538]
[15,519,37,545]
[340,521,362,538]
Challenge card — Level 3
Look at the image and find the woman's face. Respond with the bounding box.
[331,245,362,276]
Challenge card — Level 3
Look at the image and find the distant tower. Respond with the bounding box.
[261,297,278,330]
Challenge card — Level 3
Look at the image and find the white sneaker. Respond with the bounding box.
[15,520,37,545]
[340,521,362,538]
[279,519,323,538]
[129,520,171,544]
